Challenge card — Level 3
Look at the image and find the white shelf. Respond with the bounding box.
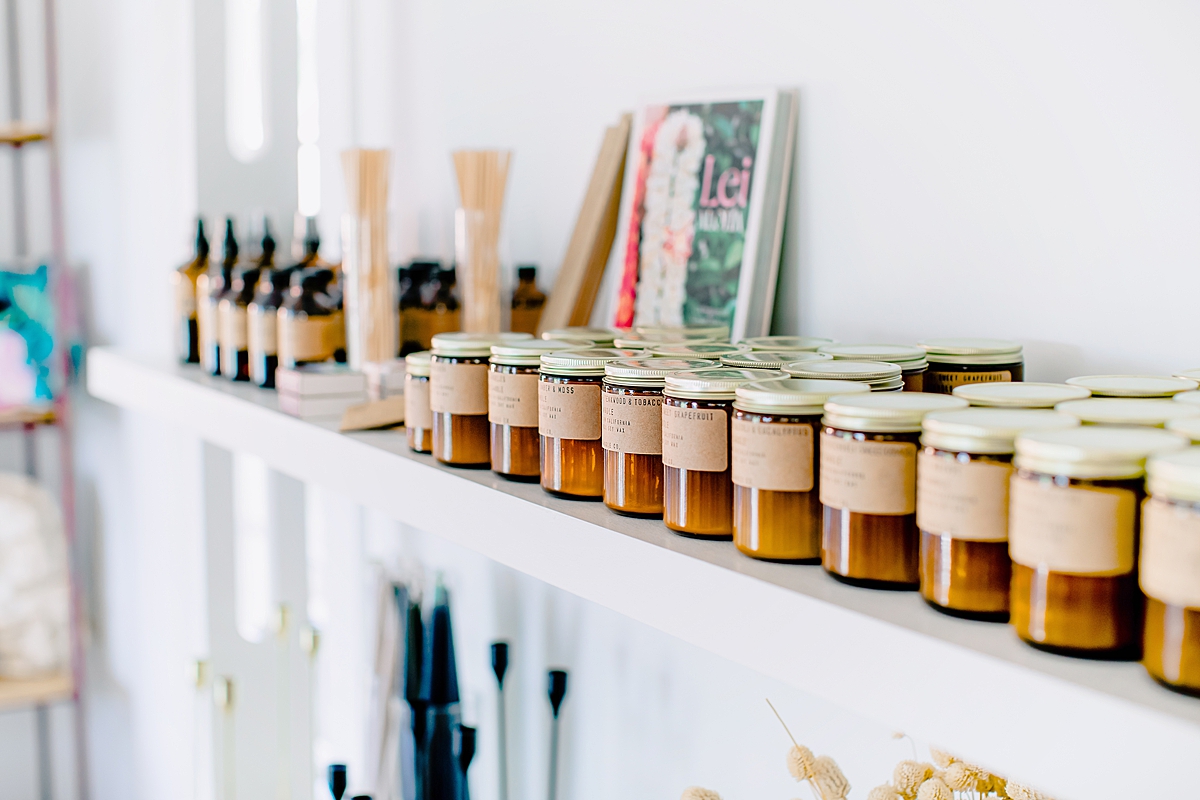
[87,347,1199,797]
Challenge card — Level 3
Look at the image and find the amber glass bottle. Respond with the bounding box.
[602,358,713,516]
[510,265,546,335]
[277,268,346,369]
[817,344,928,392]
[919,338,1024,394]
[248,266,299,388]
[732,379,870,562]
[488,339,580,481]
[218,264,262,381]
[398,260,435,355]
[405,351,433,454]
[1009,426,1187,658]
[662,367,787,538]
[917,408,1078,620]
[430,332,532,467]
[819,392,968,588]
[786,359,904,392]
[953,382,1089,409]
[172,218,209,364]
[739,335,835,353]
[1142,449,1200,695]
[199,218,239,375]
[539,348,640,499]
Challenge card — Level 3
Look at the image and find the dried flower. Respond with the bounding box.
[915,777,953,800]
[1006,781,1052,800]
[942,762,977,791]
[787,745,817,781]
[812,755,851,800]
[892,760,933,797]
[680,787,722,800]
[929,747,957,769]
[868,785,903,800]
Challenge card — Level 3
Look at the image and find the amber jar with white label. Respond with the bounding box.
[953,382,1089,408]
[488,339,581,481]
[431,333,532,467]
[601,358,713,516]
[732,379,871,561]
[405,351,433,453]
[818,344,928,392]
[740,336,835,352]
[919,338,1024,394]
[1055,398,1200,428]
[662,368,787,538]
[918,409,1078,620]
[785,359,904,392]
[820,393,968,588]
[1141,448,1200,694]
[1010,427,1187,658]
[1063,374,1196,398]
[539,348,640,499]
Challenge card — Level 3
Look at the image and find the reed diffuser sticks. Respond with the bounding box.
[452,149,512,333]
[341,148,396,366]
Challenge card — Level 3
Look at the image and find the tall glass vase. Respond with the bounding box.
[455,208,502,333]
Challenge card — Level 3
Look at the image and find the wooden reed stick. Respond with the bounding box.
[341,149,396,365]
[452,149,511,333]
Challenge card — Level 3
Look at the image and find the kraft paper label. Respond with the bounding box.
[662,405,728,472]
[405,376,433,430]
[247,306,278,356]
[916,452,1012,541]
[603,392,663,455]
[538,381,602,440]
[489,371,539,428]
[819,433,916,515]
[731,419,813,492]
[430,360,488,415]
[1140,497,1200,608]
[174,274,196,318]
[1008,475,1136,575]
[929,369,1012,394]
[278,312,344,364]
[218,302,248,350]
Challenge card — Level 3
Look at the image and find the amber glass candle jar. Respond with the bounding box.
[817,344,928,392]
[540,327,613,346]
[1064,374,1197,398]
[405,351,433,453]
[539,348,640,499]
[786,359,904,392]
[1009,427,1187,658]
[918,408,1078,620]
[602,358,712,516]
[662,367,786,538]
[820,392,968,588]
[648,342,749,360]
[1141,448,1200,694]
[733,379,871,562]
[739,335,835,352]
[953,382,1089,408]
[919,338,1024,394]
[431,332,532,467]
[1055,398,1200,429]
[488,339,580,481]
[721,351,830,370]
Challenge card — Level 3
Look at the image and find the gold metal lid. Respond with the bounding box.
[720,351,831,369]
[1055,398,1200,428]
[635,323,730,339]
[734,378,870,415]
[648,342,750,358]
[822,392,968,433]
[431,332,532,357]
[612,331,717,349]
[664,367,786,400]
[953,382,1090,408]
[1166,416,1200,443]
[1146,447,1200,502]
[919,337,1023,365]
[739,335,835,352]
[539,348,642,376]
[818,343,928,370]
[405,350,432,377]
[1064,374,1198,398]
[1015,426,1187,479]
[603,358,713,387]
[540,327,619,345]
[922,408,1079,454]
[490,339,582,366]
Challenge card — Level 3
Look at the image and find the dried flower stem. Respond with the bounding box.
[767,699,829,800]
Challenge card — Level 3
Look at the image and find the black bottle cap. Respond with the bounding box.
[328,764,347,800]
[548,670,568,719]
[517,264,536,281]
[260,219,276,263]
[195,218,209,259]
[270,265,298,290]
[298,268,336,294]
[458,725,477,774]
[223,217,239,264]
[304,216,321,255]
[490,642,509,688]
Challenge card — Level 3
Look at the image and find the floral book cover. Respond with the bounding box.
[609,97,775,333]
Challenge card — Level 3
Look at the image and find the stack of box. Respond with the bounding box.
[363,359,406,400]
[276,364,368,419]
